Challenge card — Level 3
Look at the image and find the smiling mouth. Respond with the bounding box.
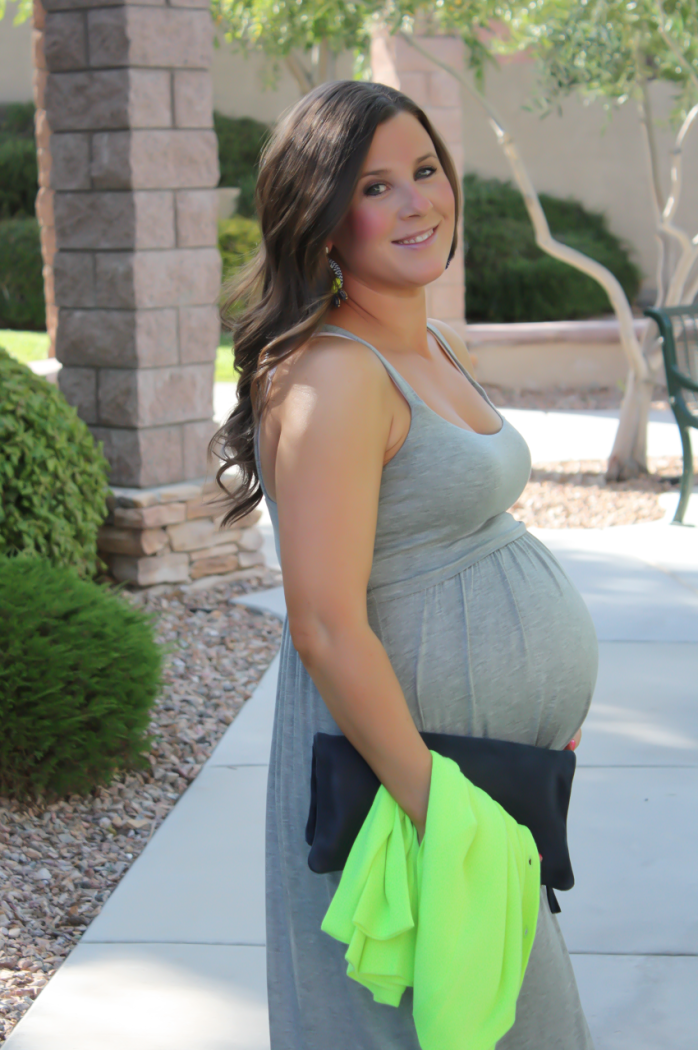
[393,226,438,246]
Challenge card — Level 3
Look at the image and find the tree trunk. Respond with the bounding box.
[284,53,314,95]
[315,38,336,83]
[607,94,698,479]
[285,39,336,95]
[396,30,653,480]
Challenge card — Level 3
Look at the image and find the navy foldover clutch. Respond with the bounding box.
[305,731,576,910]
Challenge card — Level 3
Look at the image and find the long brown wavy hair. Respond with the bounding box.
[209,79,461,525]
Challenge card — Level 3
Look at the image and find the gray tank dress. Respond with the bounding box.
[254,321,598,1050]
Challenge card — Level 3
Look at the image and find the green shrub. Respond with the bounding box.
[235,170,259,219]
[0,556,163,802]
[0,101,36,141]
[0,102,38,221]
[219,214,262,282]
[0,139,38,219]
[0,217,45,329]
[463,173,642,323]
[0,348,110,577]
[214,112,269,218]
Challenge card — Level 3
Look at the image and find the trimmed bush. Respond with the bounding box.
[0,217,45,329]
[235,170,259,220]
[0,102,39,222]
[0,348,110,577]
[0,138,38,219]
[0,101,36,141]
[0,556,163,802]
[214,112,269,218]
[463,173,642,323]
[218,214,262,282]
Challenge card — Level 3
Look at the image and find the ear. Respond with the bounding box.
[325,243,333,254]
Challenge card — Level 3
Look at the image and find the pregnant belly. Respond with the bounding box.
[368,531,599,750]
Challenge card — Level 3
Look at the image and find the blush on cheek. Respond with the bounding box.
[345,203,393,254]
[433,179,455,224]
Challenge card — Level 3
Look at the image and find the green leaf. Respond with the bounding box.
[0,348,110,578]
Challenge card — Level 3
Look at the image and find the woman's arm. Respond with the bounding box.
[272,336,433,840]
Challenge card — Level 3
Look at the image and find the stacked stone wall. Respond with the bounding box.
[101,480,265,586]
[32,0,222,490]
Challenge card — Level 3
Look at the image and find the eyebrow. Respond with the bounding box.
[360,152,438,178]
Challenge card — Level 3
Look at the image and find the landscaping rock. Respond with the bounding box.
[0,567,283,1044]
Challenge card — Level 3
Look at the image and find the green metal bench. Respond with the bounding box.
[644,304,698,524]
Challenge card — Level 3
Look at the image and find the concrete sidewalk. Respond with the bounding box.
[214,379,691,462]
[6,498,698,1050]
[538,518,698,1049]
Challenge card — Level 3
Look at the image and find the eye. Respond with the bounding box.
[364,181,388,197]
[416,165,437,180]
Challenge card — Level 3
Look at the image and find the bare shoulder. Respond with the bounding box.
[266,331,394,450]
[428,319,476,376]
[272,331,391,418]
[292,331,388,386]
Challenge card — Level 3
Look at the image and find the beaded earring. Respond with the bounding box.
[327,253,348,308]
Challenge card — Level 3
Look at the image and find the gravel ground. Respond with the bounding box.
[515,456,683,528]
[0,567,283,1046]
[488,384,686,528]
[0,384,690,1042]
[486,381,670,414]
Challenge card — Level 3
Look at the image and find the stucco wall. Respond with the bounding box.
[0,15,32,102]
[211,36,356,122]
[3,17,697,298]
[460,57,698,299]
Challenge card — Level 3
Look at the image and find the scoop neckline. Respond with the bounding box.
[320,322,505,439]
[257,323,507,504]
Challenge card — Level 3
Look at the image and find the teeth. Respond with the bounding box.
[396,228,434,245]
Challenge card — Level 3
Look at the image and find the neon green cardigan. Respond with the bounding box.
[321,751,540,1050]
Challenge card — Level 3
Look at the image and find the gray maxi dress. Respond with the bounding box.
[254,321,598,1050]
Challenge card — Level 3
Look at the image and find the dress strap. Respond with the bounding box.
[318,324,421,405]
[426,320,503,419]
[426,320,469,377]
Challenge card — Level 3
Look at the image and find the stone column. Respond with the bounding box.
[32,0,221,490]
[30,0,268,587]
[371,30,466,339]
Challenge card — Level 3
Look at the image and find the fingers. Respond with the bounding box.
[565,727,583,751]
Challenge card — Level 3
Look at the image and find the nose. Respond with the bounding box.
[399,181,431,217]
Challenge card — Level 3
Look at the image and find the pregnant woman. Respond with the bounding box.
[213,80,599,1049]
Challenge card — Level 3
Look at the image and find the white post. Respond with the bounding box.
[371,28,466,339]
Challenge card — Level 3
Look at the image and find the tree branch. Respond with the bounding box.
[664,103,698,303]
[637,82,668,305]
[317,38,336,83]
[639,80,665,215]
[284,52,314,95]
[684,245,698,304]
[656,0,698,95]
[397,29,650,384]
[663,103,698,224]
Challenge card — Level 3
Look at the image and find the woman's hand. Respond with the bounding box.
[541,729,582,864]
[565,727,582,751]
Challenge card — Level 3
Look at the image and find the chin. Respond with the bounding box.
[404,258,449,288]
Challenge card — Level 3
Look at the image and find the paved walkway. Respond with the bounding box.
[214,379,688,459]
[5,405,697,1050]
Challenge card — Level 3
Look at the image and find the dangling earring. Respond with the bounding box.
[327,255,348,308]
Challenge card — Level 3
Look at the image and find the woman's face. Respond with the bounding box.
[329,111,456,293]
